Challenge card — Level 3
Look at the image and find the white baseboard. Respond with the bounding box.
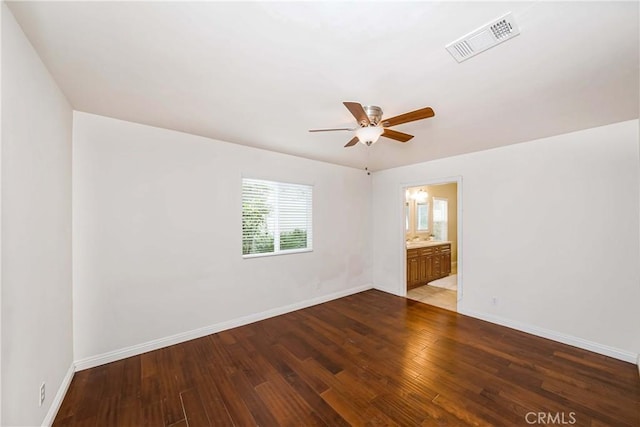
[373,283,404,297]
[42,364,75,427]
[75,284,373,371]
[459,308,638,364]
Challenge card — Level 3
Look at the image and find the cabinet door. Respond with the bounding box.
[425,255,434,282]
[407,258,419,288]
[418,256,428,283]
[443,252,451,275]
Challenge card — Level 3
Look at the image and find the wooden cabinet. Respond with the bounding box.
[407,243,451,290]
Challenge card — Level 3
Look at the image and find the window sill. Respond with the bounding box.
[242,248,313,259]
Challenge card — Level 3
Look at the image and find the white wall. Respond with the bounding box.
[1,4,73,426]
[1,5,4,423]
[372,120,640,362]
[72,112,372,363]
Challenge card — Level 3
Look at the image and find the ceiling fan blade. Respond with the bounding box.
[308,128,354,132]
[382,128,414,143]
[381,107,435,127]
[344,136,359,147]
[343,102,371,126]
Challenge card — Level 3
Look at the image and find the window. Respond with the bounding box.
[432,198,448,241]
[416,202,429,231]
[242,178,312,257]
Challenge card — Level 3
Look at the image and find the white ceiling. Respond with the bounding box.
[7,1,639,171]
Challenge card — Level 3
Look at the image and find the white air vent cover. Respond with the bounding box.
[446,12,520,63]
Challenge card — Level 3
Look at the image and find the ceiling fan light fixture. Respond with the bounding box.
[355,126,384,146]
[412,189,428,202]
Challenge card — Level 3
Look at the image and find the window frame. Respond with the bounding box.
[241,177,313,259]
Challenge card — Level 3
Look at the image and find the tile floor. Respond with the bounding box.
[407,274,458,312]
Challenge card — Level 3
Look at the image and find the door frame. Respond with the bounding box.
[399,176,463,302]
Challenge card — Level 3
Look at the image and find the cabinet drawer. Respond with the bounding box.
[419,248,434,256]
[407,249,419,258]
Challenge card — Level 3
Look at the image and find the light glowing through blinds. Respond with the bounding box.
[242,178,313,257]
[433,198,448,241]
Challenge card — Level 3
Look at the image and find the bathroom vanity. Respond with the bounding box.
[406,241,452,290]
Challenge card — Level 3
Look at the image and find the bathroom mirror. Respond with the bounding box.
[416,202,429,231]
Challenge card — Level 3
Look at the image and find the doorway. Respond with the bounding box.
[403,179,461,312]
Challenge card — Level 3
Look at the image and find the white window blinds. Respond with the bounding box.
[242,178,313,257]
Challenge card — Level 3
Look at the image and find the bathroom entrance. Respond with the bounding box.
[404,181,459,312]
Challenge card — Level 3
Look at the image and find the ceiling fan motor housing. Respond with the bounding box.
[362,105,383,126]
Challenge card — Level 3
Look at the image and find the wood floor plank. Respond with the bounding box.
[370,392,430,426]
[181,340,235,426]
[156,348,186,426]
[191,383,234,427]
[54,371,90,421]
[427,391,508,426]
[95,394,121,426]
[254,379,324,426]
[71,368,108,423]
[227,369,282,426]
[180,388,211,427]
[141,401,164,427]
[270,343,331,394]
[319,387,366,426]
[205,359,260,426]
[53,290,640,426]
[120,356,142,402]
[117,397,143,427]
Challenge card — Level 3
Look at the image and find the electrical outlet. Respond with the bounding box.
[491,297,498,306]
[39,382,45,407]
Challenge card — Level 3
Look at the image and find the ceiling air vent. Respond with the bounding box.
[446,12,520,63]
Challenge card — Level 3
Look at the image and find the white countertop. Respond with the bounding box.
[406,240,452,249]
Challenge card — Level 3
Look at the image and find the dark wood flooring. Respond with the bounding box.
[54,290,640,426]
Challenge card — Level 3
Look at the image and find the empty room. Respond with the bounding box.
[1,1,639,426]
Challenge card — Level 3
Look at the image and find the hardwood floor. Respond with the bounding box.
[54,290,640,426]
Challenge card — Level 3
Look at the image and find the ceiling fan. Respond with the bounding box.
[309,102,435,147]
